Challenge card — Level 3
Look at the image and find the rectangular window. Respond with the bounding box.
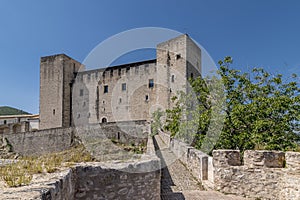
[104,85,108,93]
[149,79,154,88]
[145,95,149,101]
[122,83,126,91]
[171,75,175,82]
[80,89,84,96]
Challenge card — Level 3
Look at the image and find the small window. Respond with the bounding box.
[102,118,107,123]
[83,102,86,107]
[88,113,91,118]
[110,69,113,77]
[102,71,106,78]
[118,68,121,76]
[104,85,108,93]
[135,66,139,74]
[53,109,56,115]
[126,67,130,73]
[149,79,154,88]
[122,83,126,91]
[145,95,149,101]
[119,98,122,104]
[4,120,7,124]
[87,74,91,81]
[191,73,194,79]
[176,54,181,60]
[80,89,84,96]
[171,75,175,82]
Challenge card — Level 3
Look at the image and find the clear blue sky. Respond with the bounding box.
[1,0,299,114]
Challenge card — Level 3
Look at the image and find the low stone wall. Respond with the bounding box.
[158,131,214,187]
[158,130,170,146]
[0,120,149,157]
[73,158,160,200]
[2,127,73,156]
[160,130,300,199]
[1,137,161,200]
[213,150,300,200]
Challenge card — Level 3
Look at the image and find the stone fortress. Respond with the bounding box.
[39,34,201,129]
[1,34,300,200]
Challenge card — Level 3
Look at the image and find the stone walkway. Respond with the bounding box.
[154,135,248,200]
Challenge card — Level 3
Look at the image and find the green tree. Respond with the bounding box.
[150,109,164,136]
[165,57,300,154]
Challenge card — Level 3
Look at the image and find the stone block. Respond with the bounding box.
[285,151,300,168]
[212,150,241,167]
[244,150,285,168]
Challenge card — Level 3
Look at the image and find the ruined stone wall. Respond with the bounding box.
[213,150,300,200]
[75,121,149,148]
[2,127,73,156]
[1,136,161,200]
[1,120,149,157]
[164,132,300,199]
[73,159,160,200]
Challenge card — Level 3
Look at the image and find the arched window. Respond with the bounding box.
[101,117,107,123]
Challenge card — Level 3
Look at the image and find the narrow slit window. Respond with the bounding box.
[104,85,108,93]
[149,79,154,88]
[122,83,126,91]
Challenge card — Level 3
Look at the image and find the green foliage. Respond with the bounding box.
[165,56,300,154]
[151,109,164,136]
[0,106,30,116]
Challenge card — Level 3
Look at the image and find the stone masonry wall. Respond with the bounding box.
[213,150,300,200]
[158,131,213,186]
[0,136,161,200]
[1,120,149,157]
[159,130,300,199]
[73,159,160,200]
[2,127,73,156]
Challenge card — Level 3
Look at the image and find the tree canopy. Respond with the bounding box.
[163,57,300,154]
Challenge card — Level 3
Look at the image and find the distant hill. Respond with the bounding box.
[0,106,31,116]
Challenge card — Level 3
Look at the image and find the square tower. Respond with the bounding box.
[39,54,82,129]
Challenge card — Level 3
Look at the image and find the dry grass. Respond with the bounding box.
[0,145,93,187]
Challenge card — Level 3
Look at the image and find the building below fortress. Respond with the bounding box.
[39,34,201,129]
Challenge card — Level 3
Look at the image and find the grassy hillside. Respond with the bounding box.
[0,106,31,116]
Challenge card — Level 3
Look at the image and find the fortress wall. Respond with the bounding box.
[158,131,212,185]
[169,138,213,185]
[1,121,149,157]
[163,131,300,199]
[2,127,73,156]
[73,60,159,125]
[213,150,300,200]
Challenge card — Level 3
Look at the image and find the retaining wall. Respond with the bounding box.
[0,120,149,157]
